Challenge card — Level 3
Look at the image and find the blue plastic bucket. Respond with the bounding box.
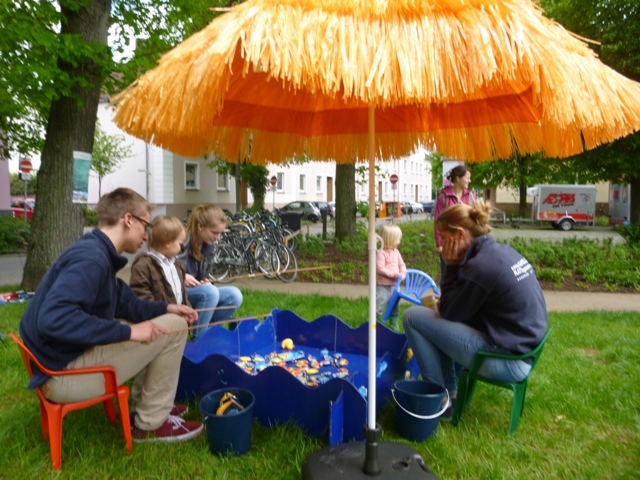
[392,380,448,441]
[199,388,255,456]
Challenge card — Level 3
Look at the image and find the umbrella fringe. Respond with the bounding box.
[112,0,640,163]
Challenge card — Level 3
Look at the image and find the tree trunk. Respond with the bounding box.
[518,177,528,218]
[335,163,357,241]
[21,0,111,290]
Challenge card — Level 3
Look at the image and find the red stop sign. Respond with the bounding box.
[270,175,277,186]
[390,173,398,184]
[19,158,33,173]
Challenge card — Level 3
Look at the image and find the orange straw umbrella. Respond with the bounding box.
[112,0,640,477]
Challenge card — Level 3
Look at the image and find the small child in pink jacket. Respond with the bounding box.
[376,224,407,330]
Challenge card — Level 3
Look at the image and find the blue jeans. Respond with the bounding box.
[402,306,531,393]
[187,284,243,340]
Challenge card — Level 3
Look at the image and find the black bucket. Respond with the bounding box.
[199,388,255,456]
[392,380,448,442]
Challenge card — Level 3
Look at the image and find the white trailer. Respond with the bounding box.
[530,184,596,231]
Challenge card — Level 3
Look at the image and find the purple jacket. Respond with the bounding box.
[433,186,477,247]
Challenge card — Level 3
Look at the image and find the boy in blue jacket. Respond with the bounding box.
[19,188,202,443]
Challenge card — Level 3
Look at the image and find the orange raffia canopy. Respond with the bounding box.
[112,0,640,164]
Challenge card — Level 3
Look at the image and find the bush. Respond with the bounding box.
[619,222,640,246]
[297,234,325,256]
[0,215,30,253]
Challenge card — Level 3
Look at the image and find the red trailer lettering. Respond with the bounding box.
[542,193,575,205]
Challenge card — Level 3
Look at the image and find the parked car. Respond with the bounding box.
[11,199,35,221]
[409,202,424,213]
[400,201,413,214]
[420,201,435,215]
[278,201,322,223]
[311,201,335,218]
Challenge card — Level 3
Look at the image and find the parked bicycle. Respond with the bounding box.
[203,210,298,283]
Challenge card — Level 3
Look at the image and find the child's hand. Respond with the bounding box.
[168,304,198,323]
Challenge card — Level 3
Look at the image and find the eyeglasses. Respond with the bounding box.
[129,214,152,234]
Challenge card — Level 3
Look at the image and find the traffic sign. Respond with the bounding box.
[270,175,277,186]
[19,158,33,173]
[390,173,398,184]
[19,172,31,181]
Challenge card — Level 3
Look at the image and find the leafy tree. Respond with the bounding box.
[470,153,577,216]
[3,0,233,289]
[91,120,132,198]
[539,0,640,222]
[208,157,270,211]
[428,152,444,199]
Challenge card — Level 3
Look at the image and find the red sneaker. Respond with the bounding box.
[170,404,188,417]
[130,405,188,426]
[132,415,203,443]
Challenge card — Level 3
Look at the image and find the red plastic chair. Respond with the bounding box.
[10,333,132,470]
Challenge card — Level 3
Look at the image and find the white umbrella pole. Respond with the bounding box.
[367,104,377,431]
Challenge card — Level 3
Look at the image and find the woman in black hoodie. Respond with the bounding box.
[403,201,548,414]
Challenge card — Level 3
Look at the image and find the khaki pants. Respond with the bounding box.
[43,314,187,430]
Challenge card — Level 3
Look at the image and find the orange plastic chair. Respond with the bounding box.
[10,333,132,470]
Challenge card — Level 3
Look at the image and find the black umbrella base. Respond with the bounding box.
[302,440,439,479]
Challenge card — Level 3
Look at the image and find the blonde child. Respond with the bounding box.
[376,224,407,330]
[130,216,189,306]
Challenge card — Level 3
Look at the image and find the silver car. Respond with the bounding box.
[279,201,322,223]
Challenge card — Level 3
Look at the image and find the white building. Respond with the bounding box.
[89,102,433,218]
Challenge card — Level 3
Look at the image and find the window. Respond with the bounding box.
[217,171,229,191]
[185,161,199,190]
[404,160,407,172]
[316,175,322,193]
[299,174,306,192]
[277,172,284,191]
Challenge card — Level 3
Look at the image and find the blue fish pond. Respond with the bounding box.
[176,309,419,445]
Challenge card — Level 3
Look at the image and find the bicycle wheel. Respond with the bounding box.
[281,228,299,252]
[205,243,242,283]
[275,245,298,283]
[253,241,279,279]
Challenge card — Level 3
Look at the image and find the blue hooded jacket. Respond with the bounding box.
[19,229,167,389]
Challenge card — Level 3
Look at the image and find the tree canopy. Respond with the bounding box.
[2,0,237,289]
[539,0,640,222]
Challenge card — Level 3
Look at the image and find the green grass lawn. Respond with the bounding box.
[1,288,639,479]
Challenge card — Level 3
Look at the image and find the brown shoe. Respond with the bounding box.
[132,415,203,443]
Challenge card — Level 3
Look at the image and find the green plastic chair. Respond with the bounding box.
[452,327,552,435]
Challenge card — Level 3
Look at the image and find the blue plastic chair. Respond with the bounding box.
[381,269,440,323]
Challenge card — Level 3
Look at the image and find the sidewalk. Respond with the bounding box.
[3,253,639,313]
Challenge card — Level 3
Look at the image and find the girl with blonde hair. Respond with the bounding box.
[176,205,243,339]
[403,201,548,419]
[129,216,189,306]
[376,224,407,331]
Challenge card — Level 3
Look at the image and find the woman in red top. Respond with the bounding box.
[434,165,476,284]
